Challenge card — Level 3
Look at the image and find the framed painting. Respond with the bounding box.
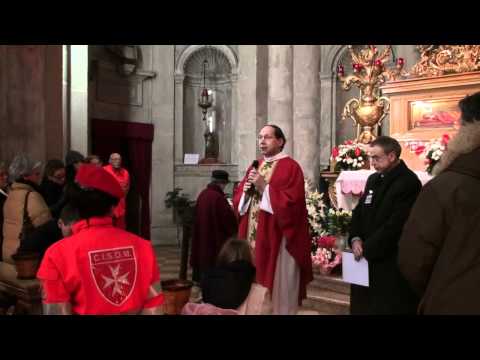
[409,98,461,131]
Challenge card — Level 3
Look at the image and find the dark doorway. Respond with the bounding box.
[91,119,154,240]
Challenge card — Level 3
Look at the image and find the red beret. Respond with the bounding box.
[75,164,124,200]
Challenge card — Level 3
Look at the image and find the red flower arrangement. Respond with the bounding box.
[312,235,342,275]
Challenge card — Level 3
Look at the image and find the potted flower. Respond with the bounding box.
[305,180,351,275]
[309,206,353,275]
[325,208,352,249]
[312,235,342,275]
[165,188,195,225]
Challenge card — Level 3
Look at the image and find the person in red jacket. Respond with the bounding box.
[103,153,130,230]
[190,170,237,283]
[37,164,164,315]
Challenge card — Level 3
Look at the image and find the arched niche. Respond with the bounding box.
[174,45,239,164]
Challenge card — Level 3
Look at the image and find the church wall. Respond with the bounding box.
[0,45,63,166]
[88,45,176,245]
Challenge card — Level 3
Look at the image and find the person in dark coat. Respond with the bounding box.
[348,136,421,315]
[399,92,480,314]
[65,150,85,185]
[201,238,256,309]
[190,170,238,283]
[18,203,79,260]
[40,159,66,219]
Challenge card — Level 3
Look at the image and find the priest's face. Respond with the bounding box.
[370,145,397,173]
[258,126,284,157]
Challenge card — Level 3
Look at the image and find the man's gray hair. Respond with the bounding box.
[9,154,42,182]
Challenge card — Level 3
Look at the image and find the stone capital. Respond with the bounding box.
[174,73,185,85]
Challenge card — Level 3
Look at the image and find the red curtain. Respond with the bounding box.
[92,119,154,240]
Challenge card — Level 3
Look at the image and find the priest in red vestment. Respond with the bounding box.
[103,153,130,230]
[190,170,238,283]
[233,125,313,315]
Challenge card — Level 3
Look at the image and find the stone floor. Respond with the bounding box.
[154,245,351,315]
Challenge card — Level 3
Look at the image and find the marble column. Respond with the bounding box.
[230,73,239,166]
[237,45,259,175]
[319,72,337,169]
[69,45,89,156]
[268,45,294,156]
[174,73,184,164]
[151,45,176,245]
[293,45,320,184]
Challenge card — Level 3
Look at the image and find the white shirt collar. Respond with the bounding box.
[263,151,289,163]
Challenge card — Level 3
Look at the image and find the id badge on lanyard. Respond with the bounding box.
[364,190,373,205]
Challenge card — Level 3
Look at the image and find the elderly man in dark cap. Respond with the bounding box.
[190,170,238,283]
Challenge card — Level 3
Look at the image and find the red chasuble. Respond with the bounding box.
[233,157,313,303]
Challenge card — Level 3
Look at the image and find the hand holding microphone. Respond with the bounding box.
[244,160,260,196]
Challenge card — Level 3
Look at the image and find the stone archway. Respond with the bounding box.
[175,45,238,77]
[319,45,349,167]
[174,45,239,164]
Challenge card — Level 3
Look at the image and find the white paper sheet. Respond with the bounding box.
[184,154,200,165]
[342,251,369,287]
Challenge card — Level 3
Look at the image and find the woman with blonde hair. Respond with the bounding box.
[2,154,51,262]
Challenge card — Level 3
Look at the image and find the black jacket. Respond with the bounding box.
[40,179,65,219]
[201,260,256,310]
[348,160,421,314]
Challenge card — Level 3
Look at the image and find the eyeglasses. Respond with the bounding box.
[257,135,275,141]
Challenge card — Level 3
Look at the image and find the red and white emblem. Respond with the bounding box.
[89,246,137,306]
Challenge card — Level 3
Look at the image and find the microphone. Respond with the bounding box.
[247,160,260,196]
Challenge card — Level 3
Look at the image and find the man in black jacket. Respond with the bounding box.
[348,136,421,314]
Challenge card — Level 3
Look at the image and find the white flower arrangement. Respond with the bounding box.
[331,140,369,171]
[304,179,327,239]
[415,134,451,175]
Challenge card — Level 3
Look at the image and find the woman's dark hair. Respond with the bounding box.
[459,92,480,124]
[59,203,80,225]
[67,182,119,220]
[265,124,287,151]
[85,155,102,165]
[44,159,65,178]
[217,238,253,266]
